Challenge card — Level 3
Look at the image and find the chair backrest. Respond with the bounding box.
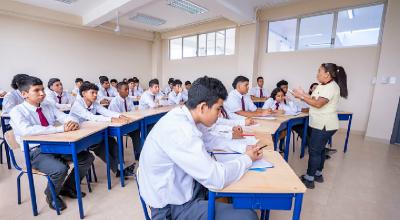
[136,169,151,220]
[1,116,12,134]
[4,130,20,151]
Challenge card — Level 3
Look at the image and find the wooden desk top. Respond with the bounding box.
[22,121,109,142]
[135,105,178,117]
[214,150,306,194]
[338,111,353,115]
[248,113,308,134]
[251,97,267,102]
[108,112,144,127]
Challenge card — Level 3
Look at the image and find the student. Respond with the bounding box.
[262,87,298,115]
[138,79,163,110]
[249,76,269,99]
[97,76,117,105]
[162,77,174,95]
[182,80,191,101]
[132,77,143,97]
[2,74,30,116]
[127,78,136,97]
[110,79,118,89]
[46,78,75,109]
[10,76,94,211]
[138,76,260,220]
[69,82,135,177]
[71,78,83,96]
[108,82,141,159]
[224,76,271,119]
[292,63,348,189]
[168,79,185,105]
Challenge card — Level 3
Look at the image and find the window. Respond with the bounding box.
[183,36,197,58]
[268,19,297,52]
[168,28,236,60]
[335,4,384,47]
[170,38,182,60]
[266,3,385,52]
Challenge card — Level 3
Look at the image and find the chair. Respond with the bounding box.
[0,115,12,169]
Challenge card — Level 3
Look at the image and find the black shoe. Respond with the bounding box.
[300,175,315,189]
[314,175,324,183]
[325,147,337,153]
[125,163,135,172]
[59,189,86,199]
[115,170,131,179]
[46,195,67,211]
[325,154,331,160]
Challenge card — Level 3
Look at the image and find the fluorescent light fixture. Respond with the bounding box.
[130,13,166,26]
[167,0,208,15]
[347,9,354,19]
[54,0,78,4]
[307,42,331,47]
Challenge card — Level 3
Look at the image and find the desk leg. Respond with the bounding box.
[273,133,279,151]
[117,130,125,187]
[344,115,352,153]
[207,191,216,220]
[23,141,38,216]
[72,144,84,219]
[292,193,303,220]
[284,121,292,162]
[261,210,270,220]
[104,130,111,190]
[139,120,145,156]
[300,117,308,159]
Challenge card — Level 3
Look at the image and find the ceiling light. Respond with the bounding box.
[130,13,166,26]
[167,0,208,15]
[347,9,354,19]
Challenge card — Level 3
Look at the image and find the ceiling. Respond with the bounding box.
[15,0,304,32]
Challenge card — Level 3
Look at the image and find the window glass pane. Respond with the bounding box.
[298,13,334,49]
[198,34,206,56]
[183,36,197,58]
[170,38,182,60]
[225,28,235,55]
[207,32,216,56]
[216,30,225,55]
[267,19,297,52]
[335,4,384,47]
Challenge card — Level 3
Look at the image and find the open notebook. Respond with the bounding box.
[213,153,274,171]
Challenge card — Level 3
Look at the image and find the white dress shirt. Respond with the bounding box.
[138,90,163,110]
[224,89,257,119]
[71,87,80,96]
[181,89,189,102]
[98,86,117,101]
[69,97,120,123]
[108,94,135,113]
[249,86,269,98]
[138,106,252,208]
[262,98,298,114]
[10,101,77,150]
[2,90,24,115]
[168,91,184,105]
[163,85,172,95]
[45,89,75,109]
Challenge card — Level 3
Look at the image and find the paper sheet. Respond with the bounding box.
[213,153,273,170]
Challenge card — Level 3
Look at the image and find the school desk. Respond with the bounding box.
[252,97,267,108]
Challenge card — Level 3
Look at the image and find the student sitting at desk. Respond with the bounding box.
[110,79,118,90]
[182,80,191,101]
[132,77,144,97]
[138,78,164,110]
[70,82,135,178]
[71,78,83,97]
[162,77,174,95]
[97,76,117,106]
[249,76,269,99]
[168,79,185,105]
[138,76,260,220]
[10,76,94,211]
[224,76,272,119]
[262,87,298,115]
[108,82,142,159]
[45,78,75,109]
[2,74,30,116]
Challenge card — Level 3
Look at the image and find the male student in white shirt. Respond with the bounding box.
[138,79,164,110]
[10,76,94,211]
[168,79,185,105]
[97,76,117,105]
[224,76,272,119]
[45,78,75,109]
[2,74,30,116]
[71,78,83,97]
[249,76,269,99]
[162,77,174,95]
[138,76,261,220]
[133,77,144,97]
[108,82,142,159]
[181,80,191,102]
[69,82,135,178]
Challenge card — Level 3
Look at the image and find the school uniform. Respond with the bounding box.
[224,89,257,119]
[138,90,163,110]
[71,87,80,96]
[98,86,117,101]
[2,89,24,116]
[69,97,122,174]
[129,85,144,97]
[10,101,94,199]
[168,91,184,105]
[261,98,298,114]
[45,89,75,109]
[249,86,269,98]
[162,85,172,95]
[181,89,189,102]
[138,106,257,220]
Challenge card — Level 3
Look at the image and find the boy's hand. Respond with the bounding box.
[100,99,109,105]
[245,118,255,126]
[232,126,243,139]
[64,121,79,132]
[245,145,264,162]
[111,117,129,124]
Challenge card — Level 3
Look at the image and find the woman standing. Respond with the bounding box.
[292,63,348,189]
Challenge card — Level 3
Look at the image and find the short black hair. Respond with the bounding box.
[186,76,227,109]
[18,76,43,92]
[257,76,264,81]
[117,82,128,90]
[232,76,249,89]
[168,78,174,84]
[185,80,191,86]
[99,76,109,84]
[79,82,99,97]
[132,77,139,83]
[172,79,182,86]
[110,79,118,84]
[149,79,159,87]
[11,74,30,90]
[270,87,284,100]
[127,78,135,84]
[75,78,83,83]
[47,78,61,89]
[276,80,288,88]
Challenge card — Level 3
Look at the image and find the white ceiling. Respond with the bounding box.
[15,0,303,32]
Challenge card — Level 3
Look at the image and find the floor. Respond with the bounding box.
[0,131,399,220]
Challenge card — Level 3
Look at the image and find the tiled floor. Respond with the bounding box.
[0,131,399,220]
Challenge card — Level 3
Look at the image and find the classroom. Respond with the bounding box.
[0,0,399,220]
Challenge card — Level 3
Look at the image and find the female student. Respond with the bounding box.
[292,63,348,189]
[262,87,298,115]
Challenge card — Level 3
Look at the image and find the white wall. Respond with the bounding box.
[0,14,153,91]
